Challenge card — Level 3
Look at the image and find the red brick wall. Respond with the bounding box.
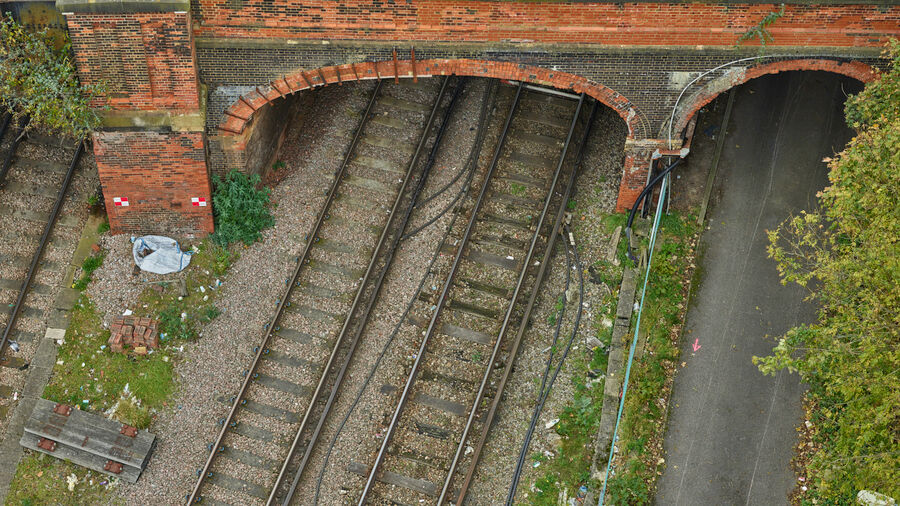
[94,131,213,236]
[191,1,899,48]
[66,11,200,111]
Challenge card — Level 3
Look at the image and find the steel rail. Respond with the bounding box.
[311,79,497,506]
[0,112,11,142]
[186,79,385,505]
[357,82,526,505]
[438,93,586,504]
[268,75,454,505]
[0,116,29,188]
[453,100,599,504]
[506,222,586,505]
[0,138,84,358]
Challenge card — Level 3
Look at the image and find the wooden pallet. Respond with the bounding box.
[20,399,155,483]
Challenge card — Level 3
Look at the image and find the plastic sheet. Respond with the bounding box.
[131,235,192,274]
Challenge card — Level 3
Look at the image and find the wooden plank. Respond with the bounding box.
[24,399,155,469]
[20,432,142,484]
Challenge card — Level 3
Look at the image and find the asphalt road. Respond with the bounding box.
[655,71,860,505]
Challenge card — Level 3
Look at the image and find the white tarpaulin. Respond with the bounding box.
[132,235,192,274]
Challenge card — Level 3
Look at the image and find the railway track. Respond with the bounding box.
[186,76,461,505]
[351,84,589,505]
[0,117,87,424]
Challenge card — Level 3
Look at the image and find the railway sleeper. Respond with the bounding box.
[347,461,439,498]
[215,395,300,424]
[379,384,466,418]
[205,472,269,501]
[446,300,499,320]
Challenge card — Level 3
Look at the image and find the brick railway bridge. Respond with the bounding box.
[10,0,897,235]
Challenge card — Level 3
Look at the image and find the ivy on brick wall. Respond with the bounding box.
[0,14,104,139]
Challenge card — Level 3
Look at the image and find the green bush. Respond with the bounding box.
[211,170,274,247]
[0,15,104,138]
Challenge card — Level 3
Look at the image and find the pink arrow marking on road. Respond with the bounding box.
[692,339,701,352]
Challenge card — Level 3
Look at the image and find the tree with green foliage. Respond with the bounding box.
[756,39,900,500]
[211,170,275,246]
[0,14,103,139]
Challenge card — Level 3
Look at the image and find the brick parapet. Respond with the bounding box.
[94,130,214,236]
[64,10,200,111]
[188,1,899,48]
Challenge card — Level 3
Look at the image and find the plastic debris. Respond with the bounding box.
[132,235,193,274]
[545,418,559,429]
[66,474,78,491]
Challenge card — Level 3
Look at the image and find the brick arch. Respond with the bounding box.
[669,58,877,138]
[218,58,649,139]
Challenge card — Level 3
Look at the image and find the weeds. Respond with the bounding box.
[604,211,699,503]
[211,170,274,247]
[72,251,105,291]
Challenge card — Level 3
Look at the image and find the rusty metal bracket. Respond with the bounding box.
[315,68,328,86]
[411,47,418,83]
[350,62,360,81]
[282,75,294,93]
[392,48,399,84]
[53,404,72,416]
[336,66,342,86]
[299,71,312,89]
[104,460,124,474]
[37,437,57,452]
[120,424,138,438]
[237,95,257,112]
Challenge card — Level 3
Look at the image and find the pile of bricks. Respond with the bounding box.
[108,316,159,355]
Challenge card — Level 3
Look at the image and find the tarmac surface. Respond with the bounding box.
[656,71,861,505]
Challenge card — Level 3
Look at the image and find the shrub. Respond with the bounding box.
[211,170,274,247]
[0,15,104,138]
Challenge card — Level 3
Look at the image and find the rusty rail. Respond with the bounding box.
[0,138,84,359]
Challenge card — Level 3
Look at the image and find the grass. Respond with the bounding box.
[136,241,234,342]
[510,182,527,196]
[11,241,236,504]
[72,251,106,291]
[604,211,700,504]
[42,295,174,424]
[97,219,110,235]
[527,214,624,504]
[5,452,116,506]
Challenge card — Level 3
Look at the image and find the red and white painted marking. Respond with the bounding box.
[191,197,207,207]
[113,197,129,207]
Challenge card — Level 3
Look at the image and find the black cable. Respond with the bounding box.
[507,222,586,504]
[625,158,682,265]
[313,79,497,504]
[400,157,476,241]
